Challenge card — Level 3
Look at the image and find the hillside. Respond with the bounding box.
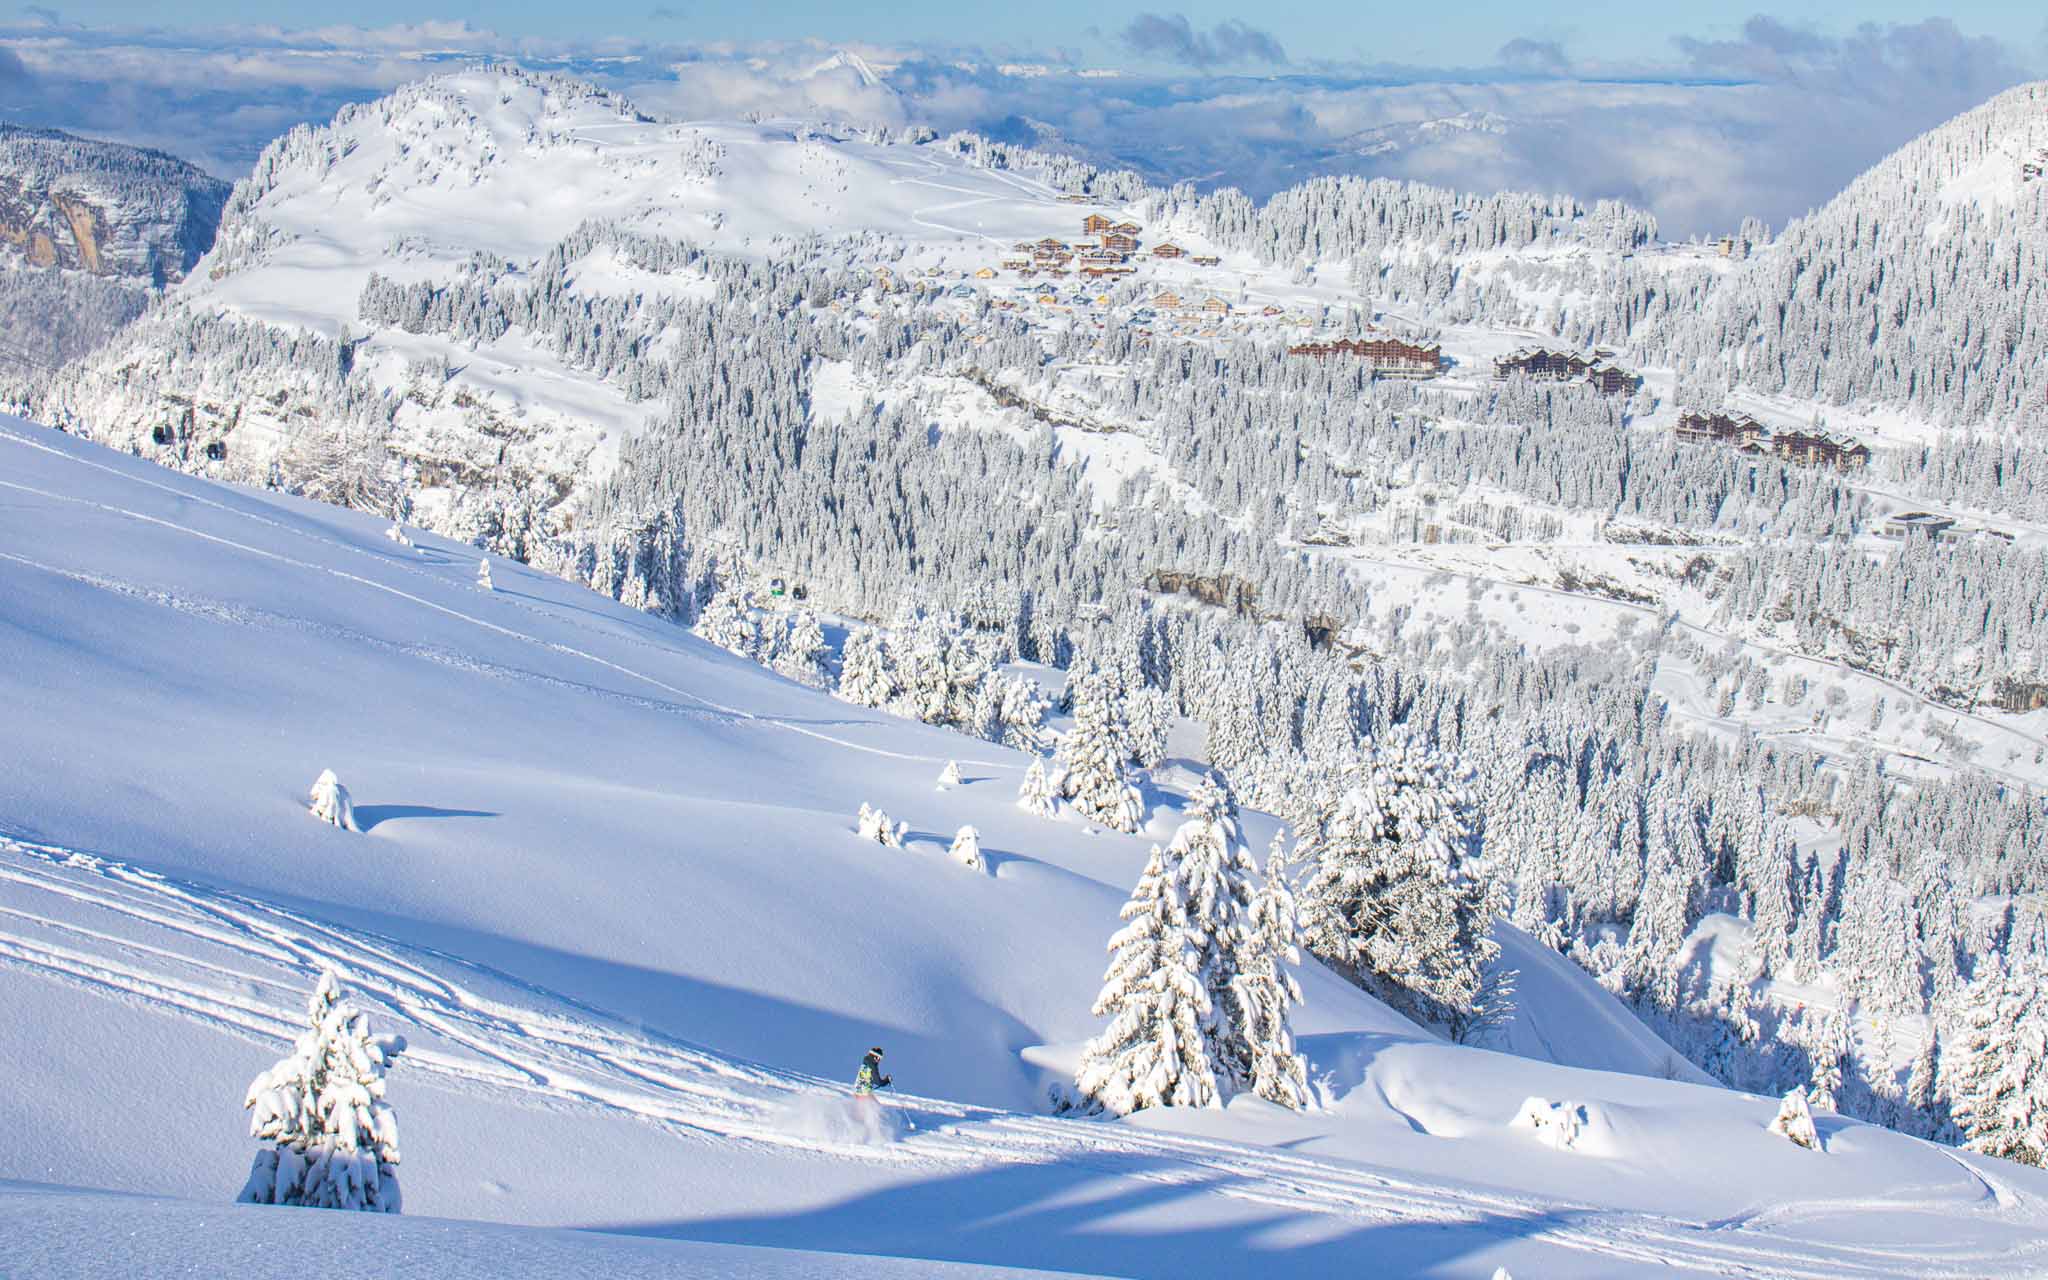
[1638,80,2048,429]
[5,416,2047,1275]
[0,125,230,376]
[22,62,2048,1178]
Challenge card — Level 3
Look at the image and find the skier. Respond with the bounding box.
[854,1046,892,1097]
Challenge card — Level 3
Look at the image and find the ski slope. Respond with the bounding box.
[4,417,2048,1277]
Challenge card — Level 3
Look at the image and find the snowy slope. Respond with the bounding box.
[6,416,2048,1276]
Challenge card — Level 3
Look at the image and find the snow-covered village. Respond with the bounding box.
[3,7,2048,1278]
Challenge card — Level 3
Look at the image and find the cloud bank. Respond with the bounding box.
[0,12,2037,238]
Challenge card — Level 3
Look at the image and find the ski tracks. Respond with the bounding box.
[2,832,2044,1276]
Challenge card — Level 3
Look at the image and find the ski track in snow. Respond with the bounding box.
[0,427,1012,771]
[0,830,2040,1278]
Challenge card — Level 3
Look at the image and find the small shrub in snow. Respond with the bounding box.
[856,803,905,848]
[1769,1088,1821,1150]
[1513,1097,1588,1151]
[308,769,355,831]
[936,760,963,788]
[384,521,412,548]
[950,825,985,872]
[239,972,405,1212]
[1017,756,1058,818]
[475,558,492,591]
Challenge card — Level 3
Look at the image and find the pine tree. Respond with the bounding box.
[1807,1009,1849,1114]
[308,769,354,831]
[474,558,493,591]
[856,803,905,848]
[1054,672,1144,833]
[1296,739,1496,1028]
[1235,829,1312,1108]
[950,824,985,872]
[1017,755,1058,819]
[837,627,897,707]
[239,972,405,1212]
[937,760,963,788]
[1074,843,1218,1114]
[771,610,830,688]
[695,584,759,658]
[1953,955,2048,1167]
[1768,1088,1821,1150]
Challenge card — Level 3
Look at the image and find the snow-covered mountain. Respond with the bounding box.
[6,416,2046,1276]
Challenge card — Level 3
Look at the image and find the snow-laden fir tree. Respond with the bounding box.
[1952,953,2048,1167]
[1053,671,1144,833]
[950,824,985,873]
[239,971,405,1212]
[474,558,492,591]
[836,626,897,708]
[770,610,831,688]
[694,583,759,658]
[1234,829,1312,1108]
[1806,1009,1849,1114]
[1074,842,1218,1113]
[1017,755,1058,819]
[308,769,354,831]
[856,802,906,849]
[1295,738,1496,1030]
[937,760,963,788]
[385,521,412,548]
[1124,685,1172,768]
[1768,1088,1821,1150]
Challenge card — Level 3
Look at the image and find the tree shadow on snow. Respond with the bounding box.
[593,1153,1613,1278]
[352,804,499,833]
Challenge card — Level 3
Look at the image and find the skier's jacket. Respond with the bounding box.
[854,1053,892,1096]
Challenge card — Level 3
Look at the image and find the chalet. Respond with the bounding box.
[1202,297,1231,315]
[1586,360,1640,396]
[1676,409,1765,446]
[1287,336,1442,378]
[1036,293,1059,305]
[1494,347,1592,381]
[1034,238,1069,253]
[1112,221,1141,235]
[1152,242,1186,259]
[973,266,996,279]
[1152,290,1182,309]
[1012,241,1035,252]
[1771,428,1869,470]
[1190,255,1221,267]
[1081,213,1114,235]
[1101,232,1139,254]
[1000,258,1028,270]
[1261,305,1284,317]
[950,284,978,299]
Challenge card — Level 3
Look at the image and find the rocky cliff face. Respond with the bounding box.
[0,126,228,284]
[0,127,230,375]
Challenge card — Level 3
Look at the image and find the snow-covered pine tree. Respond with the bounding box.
[1807,1009,1849,1114]
[856,803,905,848]
[239,971,405,1212]
[1235,829,1312,1109]
[1074,842,1218,1114]
[694,583,760,658]
[1768,1088,1821,1150]
[950,824,985,872]
[308,769,354,831]
[1018,755,1058,818]
[937,760,963,788]
[474,558,493,591]
[385,521,412,548]
[771,610,831,688]
[1054,671,1144,833]
[1124,685,1172,768]
[836,626,897,708]
[1953,954,2048,1167]
[1295,738,1496,1030]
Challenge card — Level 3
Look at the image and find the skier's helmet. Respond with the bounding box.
[869,1045,885,1058]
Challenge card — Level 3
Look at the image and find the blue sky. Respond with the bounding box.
[26,2,2047,69]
